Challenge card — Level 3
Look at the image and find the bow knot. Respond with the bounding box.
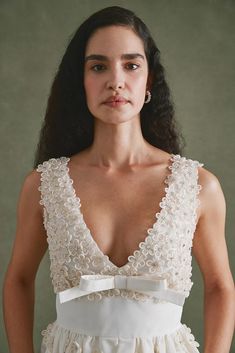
[114,275,127,289]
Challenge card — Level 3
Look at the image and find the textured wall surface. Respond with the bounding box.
[1,1,234,352]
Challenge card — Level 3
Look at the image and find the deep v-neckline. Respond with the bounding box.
[64,153,177,270]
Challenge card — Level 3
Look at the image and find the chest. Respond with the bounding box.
[39,155,201,295]
[70,167,168,267]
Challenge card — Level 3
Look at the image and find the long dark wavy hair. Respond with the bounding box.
[33,6,185,168]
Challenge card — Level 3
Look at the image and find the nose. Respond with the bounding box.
[106,65,125,91]
[108,82,124,91]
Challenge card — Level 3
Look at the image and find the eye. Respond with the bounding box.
[126,63,140,70]
[90,64,105,72]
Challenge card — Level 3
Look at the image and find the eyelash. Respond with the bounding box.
[90,63,140,72]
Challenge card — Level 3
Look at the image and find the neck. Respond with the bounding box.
[87,118,153,170]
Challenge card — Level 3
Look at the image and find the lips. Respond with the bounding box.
[104,95,128,103]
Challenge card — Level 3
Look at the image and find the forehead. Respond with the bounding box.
[85,25,146,58]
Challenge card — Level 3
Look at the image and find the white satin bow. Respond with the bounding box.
[59,274,186,306]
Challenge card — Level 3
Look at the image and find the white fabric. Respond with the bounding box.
[36,154,204,303]
[40,295,200,353]
[56,294,183,337]
[36,154,203,352]
[59,274,186,306]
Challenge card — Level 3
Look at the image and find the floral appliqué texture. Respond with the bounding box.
[36,154,203,303]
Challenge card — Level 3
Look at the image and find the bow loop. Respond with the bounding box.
[79,275,113,292]
[59,273,186,306]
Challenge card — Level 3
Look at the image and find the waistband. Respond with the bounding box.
[56,294,183,338]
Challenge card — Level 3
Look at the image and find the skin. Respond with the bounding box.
[3,25,234,353]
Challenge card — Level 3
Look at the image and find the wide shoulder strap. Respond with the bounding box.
[172,154,204,221]
[164,154,204,226]
[171,154,203,185]
[180,155,204,192]
[36,156,70,209]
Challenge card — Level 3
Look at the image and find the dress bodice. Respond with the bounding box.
[36,154,203,303]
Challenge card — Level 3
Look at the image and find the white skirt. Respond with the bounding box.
[40,294,200,353]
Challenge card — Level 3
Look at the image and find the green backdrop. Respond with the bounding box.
[1,1,234,352]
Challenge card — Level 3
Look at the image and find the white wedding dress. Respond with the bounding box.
[36,154,203,353]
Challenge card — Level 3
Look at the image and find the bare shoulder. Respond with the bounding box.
[4,167,48,283]
[20,169,41,195]
[192,164,234,290]
[23,168,42,190]
[197,165,226,221]
[18,168,43,214]
[198,165,223,193]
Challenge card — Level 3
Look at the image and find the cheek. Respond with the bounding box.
[84,77,98,106]
[84,76,103,114]
[131,75,148,107]
[132,76,148,102]
[132,73,147,91]
[84,76,93,94]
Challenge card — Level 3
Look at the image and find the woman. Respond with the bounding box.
[3,6,234,353]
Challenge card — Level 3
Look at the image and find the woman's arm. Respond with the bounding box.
[2,170,48,353]
[193,167,235,353]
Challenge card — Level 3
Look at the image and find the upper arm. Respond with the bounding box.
[192,167,234,292]
[4,169,48,285]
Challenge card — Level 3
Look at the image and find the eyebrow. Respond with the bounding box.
[84,53,145,63]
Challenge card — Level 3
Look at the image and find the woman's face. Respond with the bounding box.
[84,25,149,124]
